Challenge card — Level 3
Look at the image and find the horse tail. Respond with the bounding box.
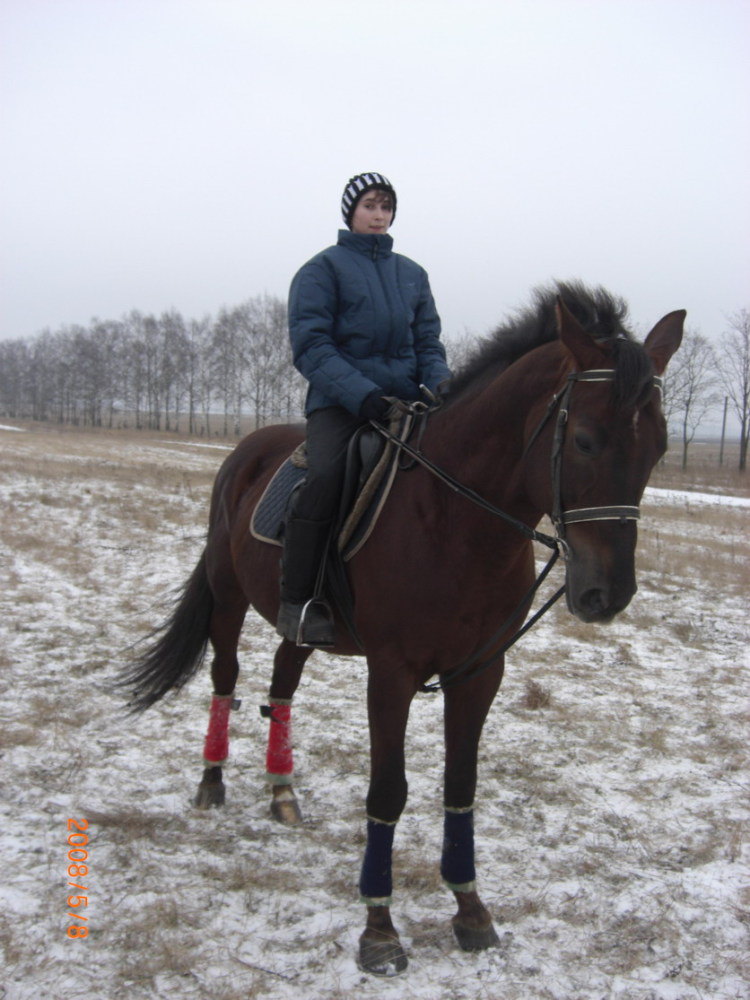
[122,551,213,712]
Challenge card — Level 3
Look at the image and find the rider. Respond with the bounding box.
[277,171,452,646]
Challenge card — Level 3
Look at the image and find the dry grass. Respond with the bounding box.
[522,678,552,709]
[651,439,749,495]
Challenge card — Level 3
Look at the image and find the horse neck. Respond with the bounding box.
[426,345,567,510]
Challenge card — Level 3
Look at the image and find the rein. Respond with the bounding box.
[370,368,662,692]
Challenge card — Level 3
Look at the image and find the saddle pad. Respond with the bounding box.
[250,414,412,558]
[250,458,307,546]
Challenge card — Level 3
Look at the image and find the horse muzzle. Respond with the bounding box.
[563,539,637,623]
[566,582,635,623]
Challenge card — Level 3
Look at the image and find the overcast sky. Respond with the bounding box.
[1,0,748,366]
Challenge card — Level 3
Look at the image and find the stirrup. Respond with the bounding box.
[298,598,335,647]
[276,598,335,648]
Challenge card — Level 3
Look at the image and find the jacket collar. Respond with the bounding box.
[337,229,393,259]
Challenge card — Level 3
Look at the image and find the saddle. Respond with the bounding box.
[250,411,413,562]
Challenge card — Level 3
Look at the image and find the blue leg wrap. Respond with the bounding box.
[441,808,476,890]
[359,818,396,903]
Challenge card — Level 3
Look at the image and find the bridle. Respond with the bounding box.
[370,366,663,691]
[533,368,663,539]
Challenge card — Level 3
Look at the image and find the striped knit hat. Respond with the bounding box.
[341,172,397,228]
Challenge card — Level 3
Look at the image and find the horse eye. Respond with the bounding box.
[574,430,597,456]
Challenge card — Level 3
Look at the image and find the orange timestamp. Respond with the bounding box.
[65,819,90,939]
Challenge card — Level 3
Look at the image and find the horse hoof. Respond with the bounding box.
[452,916,500,952]
[270,790,302,825]
[358,932,408,977]
[194,782,225,809]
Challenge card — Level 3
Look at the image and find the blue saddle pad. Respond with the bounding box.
[250,417,410,557]
[250,458,306,545]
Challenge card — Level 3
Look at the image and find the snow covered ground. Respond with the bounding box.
[1,426,748,1000]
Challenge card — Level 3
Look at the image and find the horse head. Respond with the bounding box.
[528,299,684,622]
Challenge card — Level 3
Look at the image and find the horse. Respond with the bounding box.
[122,282,683,976]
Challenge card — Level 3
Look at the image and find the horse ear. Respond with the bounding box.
[642,310,685,374]
[556,297,608,369]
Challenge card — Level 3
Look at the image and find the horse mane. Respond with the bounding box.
[446,281,654,409]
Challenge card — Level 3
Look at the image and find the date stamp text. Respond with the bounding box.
[66,819,89,939]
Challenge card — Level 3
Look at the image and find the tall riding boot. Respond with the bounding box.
[276,517,335,647]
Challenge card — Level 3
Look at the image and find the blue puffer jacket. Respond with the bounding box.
[288,230,451,416]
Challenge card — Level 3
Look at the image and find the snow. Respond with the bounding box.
[0,428,748,1000]
[645,486,750,509]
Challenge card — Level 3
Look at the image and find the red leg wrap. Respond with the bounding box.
[203,693,233,764]
[265,702,293,782]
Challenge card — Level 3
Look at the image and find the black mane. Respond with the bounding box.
[447,281,652,409]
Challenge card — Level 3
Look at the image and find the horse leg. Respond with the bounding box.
[264,640,313,825]
[358,668,415,976]
[194,599,247,808]
[442,672,503,951]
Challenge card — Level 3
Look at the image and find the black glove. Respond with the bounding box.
[420,380,451,407]
[359,390,390,422]
[436,378,452,399]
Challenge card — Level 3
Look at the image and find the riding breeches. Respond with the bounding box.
[291,406,368,522]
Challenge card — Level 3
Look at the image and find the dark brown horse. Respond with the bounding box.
[123,283,683,976]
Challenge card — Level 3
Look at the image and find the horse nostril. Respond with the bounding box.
[580,588,608,616]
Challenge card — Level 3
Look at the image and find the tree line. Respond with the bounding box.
[0,294,306,436]
[1,297,748,470]
[660,310,749,471]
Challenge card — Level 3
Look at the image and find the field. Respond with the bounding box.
[0,424,748,1000]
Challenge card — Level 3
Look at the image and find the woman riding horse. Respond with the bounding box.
[277,172,452,646]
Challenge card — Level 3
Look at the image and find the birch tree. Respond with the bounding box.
[717,309,750,471]
[662,329,720,469]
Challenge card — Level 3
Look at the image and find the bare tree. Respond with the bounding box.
[195,319,215,436]
[0,339,30,418]
[662,329,720,469]
[120,311,148,429]
[49,327,79,424]
[40,331,68,423]
[211,307,247,436]
[263,294,307,423]
[158,310,189,432]
[183,316,211,435]
[88,319,127,428]
[717,309,750,471]
[140,314,164,429]
[229,299,268,429]
[238,293,299,427]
